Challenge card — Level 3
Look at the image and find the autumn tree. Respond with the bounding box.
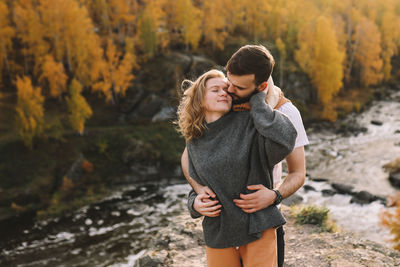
[66,79,92,135]
[93,39,135,105]
[13,0,49,75]
[39,55,68,99]
[377,3,400,81]
[138,0,168,57]
[15,76,45,149]
[202,0,228,50]
[296,16,345,121]
[0,1,15,83]
[173,0,202,50]
[354,19,383,87]
[37,0,103,86]
[243,0,270,41]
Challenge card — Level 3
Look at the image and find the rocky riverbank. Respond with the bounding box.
[135,206,400,267]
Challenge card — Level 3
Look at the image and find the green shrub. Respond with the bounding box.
[292,205,336,232]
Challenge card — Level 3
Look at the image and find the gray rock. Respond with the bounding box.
[322,189,336,197]
[303,185,316,192]
[310,177,329,183]
[130,94,165,120]
[135,254,164,267]
[65,154,84,182]
[152,106,176,122]
[350,191,377,205]
[389,171,400,189]
[331,183,354,195]
[371,120,383,126]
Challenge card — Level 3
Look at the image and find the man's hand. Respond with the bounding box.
[233,184,276,213]
[194,193,221,217]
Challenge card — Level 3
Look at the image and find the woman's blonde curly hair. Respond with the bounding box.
[176,69,226,142]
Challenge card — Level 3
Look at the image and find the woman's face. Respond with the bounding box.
[203,77,232,122]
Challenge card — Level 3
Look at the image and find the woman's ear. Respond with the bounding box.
[257,82,268,92]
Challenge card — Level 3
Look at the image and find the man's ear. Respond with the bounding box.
[257,82,268,92]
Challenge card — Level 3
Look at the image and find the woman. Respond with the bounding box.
[176,70,296,267]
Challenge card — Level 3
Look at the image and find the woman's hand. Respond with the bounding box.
[195,185,216,199]
[193,193,222,217]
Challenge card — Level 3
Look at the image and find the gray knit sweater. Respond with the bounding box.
[186,92,297,248]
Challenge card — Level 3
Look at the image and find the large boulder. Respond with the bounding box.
[125,52,217,122]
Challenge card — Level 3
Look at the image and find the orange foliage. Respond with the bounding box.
[39,55,68,99]
[295,16,345,121]
[81,159,94,173]
[93,39,135,104]
[381,194,400,251]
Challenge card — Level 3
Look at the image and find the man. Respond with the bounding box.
[182,44,309,266]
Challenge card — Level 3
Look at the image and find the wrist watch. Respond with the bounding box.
[273,189,283,205]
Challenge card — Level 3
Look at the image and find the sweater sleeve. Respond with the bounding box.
[187,189,202,218]
[249,91,297,167]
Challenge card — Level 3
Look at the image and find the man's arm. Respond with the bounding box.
[182,147,216,197]
[233,146,305,213]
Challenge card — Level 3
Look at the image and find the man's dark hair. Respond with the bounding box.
[226,45,275,86]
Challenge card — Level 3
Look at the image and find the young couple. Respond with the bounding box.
[176,45,309,267]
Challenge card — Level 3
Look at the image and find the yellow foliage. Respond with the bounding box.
[243,0,271,41]
[354,19,383,87]
[202,0,229,50]
[173,0,203,49]
[296,16,344,121]
[15,76,45,149]
[66,79,92,135]
[93,39,135,104]
[138,0,168,56]
[13,0,49,75]
[39,55,68,99]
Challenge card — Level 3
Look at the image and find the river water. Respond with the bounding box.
[1,90,399,266]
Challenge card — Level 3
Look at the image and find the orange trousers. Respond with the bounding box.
[205,228,277,267]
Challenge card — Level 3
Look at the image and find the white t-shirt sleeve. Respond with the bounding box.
[272,102,309,186]
[278,102,309,148]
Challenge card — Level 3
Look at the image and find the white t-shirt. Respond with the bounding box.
[273,102,309,186]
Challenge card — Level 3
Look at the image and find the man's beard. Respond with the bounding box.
[229,90,258,105]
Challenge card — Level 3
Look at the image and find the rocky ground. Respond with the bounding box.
[135,206,400,267]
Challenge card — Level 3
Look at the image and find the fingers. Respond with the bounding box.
[234,199,257,209]
[204,187,216,198]
[194,194,222,217]
[246,184,263,191]
[198,203,222,217]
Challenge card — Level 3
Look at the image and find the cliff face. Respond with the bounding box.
[136,206,400,267]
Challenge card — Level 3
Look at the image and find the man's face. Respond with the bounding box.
[226,72,258,103]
